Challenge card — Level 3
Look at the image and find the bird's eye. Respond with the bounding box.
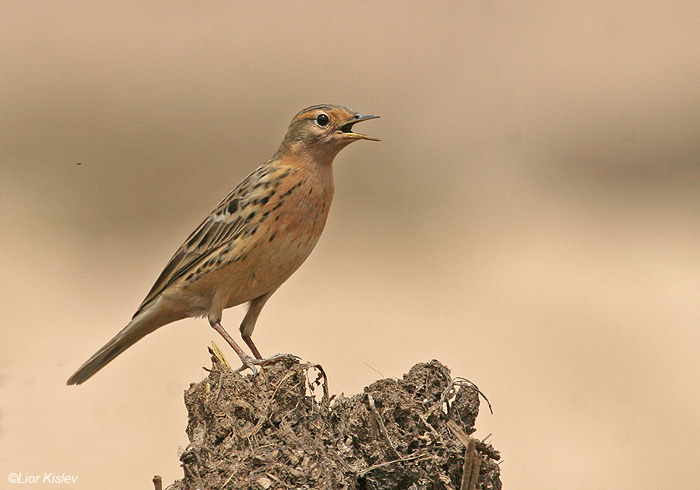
[315,113,330,127]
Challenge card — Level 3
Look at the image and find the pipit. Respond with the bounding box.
[67,104,378,385]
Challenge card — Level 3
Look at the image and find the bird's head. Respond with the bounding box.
[277,104,379,163]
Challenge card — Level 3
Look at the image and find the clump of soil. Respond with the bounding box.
[168,356,501,490]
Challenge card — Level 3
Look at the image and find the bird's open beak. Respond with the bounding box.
[339,114,380,141]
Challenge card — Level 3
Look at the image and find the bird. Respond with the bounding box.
[67,104,379,385]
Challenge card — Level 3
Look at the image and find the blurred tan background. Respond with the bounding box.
[2,1,699,489]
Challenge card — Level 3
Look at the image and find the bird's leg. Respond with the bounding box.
[243,335,262,360]
[240,291,276,360]
[209,318,296,374]
[209,319,260,373]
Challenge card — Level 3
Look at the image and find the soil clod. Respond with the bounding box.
[169,357,501,489]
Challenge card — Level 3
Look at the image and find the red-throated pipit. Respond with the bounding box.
[67,104,378,384]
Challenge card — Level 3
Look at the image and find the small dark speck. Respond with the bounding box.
[282,186,297,197]
[76,162,82,166]
[269,232,277,242]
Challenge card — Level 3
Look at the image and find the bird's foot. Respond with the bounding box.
[233,352,300,375]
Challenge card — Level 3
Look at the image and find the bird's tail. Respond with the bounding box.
[66,309,165,385]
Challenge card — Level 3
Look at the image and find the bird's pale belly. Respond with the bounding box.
[166,193,329,317]
[220,224,323,307]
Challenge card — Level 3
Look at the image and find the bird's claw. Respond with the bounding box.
[233,353,300,374]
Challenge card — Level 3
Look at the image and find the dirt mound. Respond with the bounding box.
[168,355,501,489]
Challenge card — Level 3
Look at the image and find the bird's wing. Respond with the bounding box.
[133,163,287,317]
